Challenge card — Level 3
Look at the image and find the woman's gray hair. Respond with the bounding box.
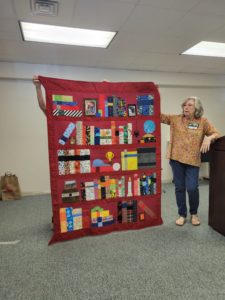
[181,96,204,118]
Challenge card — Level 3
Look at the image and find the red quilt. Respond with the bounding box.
[39,76,163,244]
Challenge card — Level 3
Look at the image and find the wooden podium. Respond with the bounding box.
[208,136,225,236]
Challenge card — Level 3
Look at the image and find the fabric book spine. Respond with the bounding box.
[76,121,83,145]
[128,123,132,144]
[111,121,116,144]
[99,94,105,117]
[107,97,114,117]
[133,173,139,196]
[86,126,91,145]
[90,126,95,145]
[94,127,100,145]
[119,126,124,145]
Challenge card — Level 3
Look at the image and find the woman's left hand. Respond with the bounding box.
[200,136,211,153]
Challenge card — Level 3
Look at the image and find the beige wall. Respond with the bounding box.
[0,62,225,194]
[0,79,49,194]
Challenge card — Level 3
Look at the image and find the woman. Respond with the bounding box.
[161,97,220,226]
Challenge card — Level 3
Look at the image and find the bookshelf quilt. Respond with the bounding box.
[39,76,163,244]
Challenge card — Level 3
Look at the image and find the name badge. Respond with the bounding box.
[188,123,199,130]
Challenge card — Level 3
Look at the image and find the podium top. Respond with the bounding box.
[211,136,225,151]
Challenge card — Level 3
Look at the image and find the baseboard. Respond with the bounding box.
[21,191,50,197]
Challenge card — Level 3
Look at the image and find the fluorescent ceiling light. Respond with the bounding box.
[20,21,116,48]
[182,41,225,58]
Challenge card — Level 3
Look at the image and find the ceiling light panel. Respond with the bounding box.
[20,22,117,48]
[182,41,225,58]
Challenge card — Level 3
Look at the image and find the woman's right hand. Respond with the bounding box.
[200,136,211,153]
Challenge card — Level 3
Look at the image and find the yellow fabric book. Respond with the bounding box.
[121,150,138,171]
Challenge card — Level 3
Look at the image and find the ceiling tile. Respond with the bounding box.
[0,0,15,18]
[139,0,202,11]
[169,13,225,40]
[191,0,225,17]
[72,0,136,30]
[121,5,186,34]
[0,19,21,40]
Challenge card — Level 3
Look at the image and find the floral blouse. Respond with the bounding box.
[161,114,220,167]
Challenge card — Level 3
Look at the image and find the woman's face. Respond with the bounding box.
[183,99,195,119]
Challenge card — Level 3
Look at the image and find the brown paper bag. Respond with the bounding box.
[0,172,21,200]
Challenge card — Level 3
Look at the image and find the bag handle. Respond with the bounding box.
[5,172,14,176]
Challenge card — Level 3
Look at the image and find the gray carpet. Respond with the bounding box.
[0,181,225,300]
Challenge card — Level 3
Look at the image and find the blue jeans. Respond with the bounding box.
[170,159,200,217]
